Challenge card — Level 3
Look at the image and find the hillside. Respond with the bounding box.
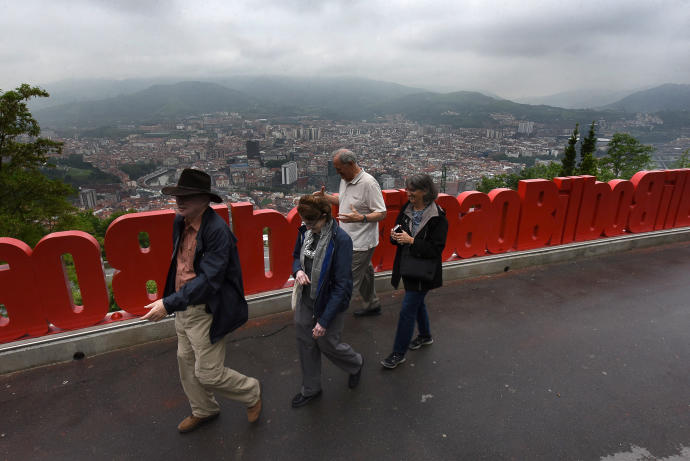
[33,76,425,127]
[605,83,690,113]
[34,81,257,128]
[32,77,634,130]
[214,75,423,119]
[28,78,177,110]
[371,91,616,128]
[515,88,639,109]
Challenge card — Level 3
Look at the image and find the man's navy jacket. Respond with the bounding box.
[163,207,248,344]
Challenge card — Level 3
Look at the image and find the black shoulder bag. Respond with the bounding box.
[399,245,436,281]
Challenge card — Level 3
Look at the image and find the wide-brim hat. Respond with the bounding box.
[161,168,223,203]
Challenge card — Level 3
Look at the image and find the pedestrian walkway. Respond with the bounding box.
[1,242,689,461]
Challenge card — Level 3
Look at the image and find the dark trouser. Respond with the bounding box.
[393,290,431,354]
[295,298,362,397]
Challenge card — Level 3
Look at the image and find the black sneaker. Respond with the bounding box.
[381,352,406,369]
[348,361,363,389]
[291,390,322,408]
[409,335,434,350]
[353,306,382,317]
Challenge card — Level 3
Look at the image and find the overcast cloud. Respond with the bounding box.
[1,0,689,98]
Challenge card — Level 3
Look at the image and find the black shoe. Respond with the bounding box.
[353,306,382,317]
[291,391,322,408]
[381,352,406,369]
[348,362,363,389]
[409,335,434,350]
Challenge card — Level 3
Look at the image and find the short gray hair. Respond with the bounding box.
[333,148,357,165]
[406,174,438,205]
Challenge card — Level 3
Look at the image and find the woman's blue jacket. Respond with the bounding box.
[292,221,353,328]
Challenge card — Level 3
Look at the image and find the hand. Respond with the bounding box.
[337,204,363,223]
[313,186,326,197]
[312,322,326,338]
[141,299,168,322]
[295,270,311,286]
[392,230,413,245]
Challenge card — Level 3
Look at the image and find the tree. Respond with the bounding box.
[673,148,690,168]
[477,162,561,192]
[578,121,598,176]
[519,161,562,184]
[560,123,579,176]
[0,84,75,245]
[598,133,654,180]
[477,174,517,193]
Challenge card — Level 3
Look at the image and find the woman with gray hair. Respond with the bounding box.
[381,174,448,369]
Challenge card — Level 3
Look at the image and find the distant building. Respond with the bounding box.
[518,121,534,135]
[308,127,321,140]
[296,177,309,190]
[379,174,396,190]
[327,160,341,192]
[246,140,261,160]
[215,174,230,188]
[79,189,97,209]
[281,161,298,185]
[445,181,460,196]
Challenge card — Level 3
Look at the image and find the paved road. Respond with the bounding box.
[2,242,689,461]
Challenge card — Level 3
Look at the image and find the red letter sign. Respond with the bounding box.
[516,179,559,250]
[0,239,45,342]
[106,210,175,316]
[32,232,109,330]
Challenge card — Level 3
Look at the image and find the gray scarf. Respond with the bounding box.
[404,202,440,237]
[299,218,334,301]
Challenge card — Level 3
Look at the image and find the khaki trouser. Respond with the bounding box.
[351,247,381,309]
[175,304,260,418]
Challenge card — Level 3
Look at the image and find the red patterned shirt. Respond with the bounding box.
[175,215,202,292]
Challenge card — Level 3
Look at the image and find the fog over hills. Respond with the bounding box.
[33,77,427,128]
[371,91,611,128]
[34,81,257,128]
[604,84,690,113]
[30,77,689,131]
[27,78,180,110]
[514,88,644,109]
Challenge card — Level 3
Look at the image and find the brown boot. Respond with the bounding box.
[177,413,219,433]
[247,398,262,423]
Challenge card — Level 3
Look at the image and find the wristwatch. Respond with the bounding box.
[362,214,368,223]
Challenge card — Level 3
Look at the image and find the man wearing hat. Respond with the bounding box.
[142,168,262,432]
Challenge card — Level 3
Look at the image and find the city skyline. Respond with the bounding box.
[2,0,690,99]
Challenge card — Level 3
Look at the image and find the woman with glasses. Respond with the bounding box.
[290,194,364,407]
[381,174,448,369]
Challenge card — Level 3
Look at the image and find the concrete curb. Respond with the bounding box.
[2,227,689,374]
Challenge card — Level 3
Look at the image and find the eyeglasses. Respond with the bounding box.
[302,214,326,228]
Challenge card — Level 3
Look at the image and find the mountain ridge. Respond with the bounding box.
[604,83,690,113]
[30,77,689,130]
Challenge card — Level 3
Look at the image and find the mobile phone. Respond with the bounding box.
[392,224,402,233]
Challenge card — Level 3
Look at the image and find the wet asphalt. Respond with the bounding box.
[1,241,689,461]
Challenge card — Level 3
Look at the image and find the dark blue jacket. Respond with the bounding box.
[163,207,248,344]
[292,221,353,329]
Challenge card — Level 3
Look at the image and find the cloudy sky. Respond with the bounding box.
[1,0,689,99]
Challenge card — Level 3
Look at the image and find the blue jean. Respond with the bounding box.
[393,290,431,354]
